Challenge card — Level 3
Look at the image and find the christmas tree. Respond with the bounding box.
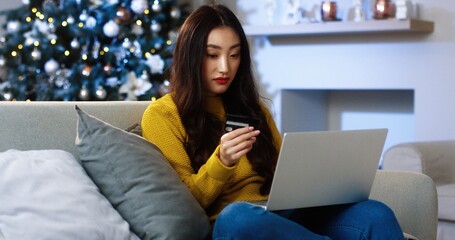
[0,0,189,101]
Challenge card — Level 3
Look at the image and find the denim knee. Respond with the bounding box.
[360,199,398,224]
[213,202,271,239]
[353,200,403,240]
[214,202,263,231]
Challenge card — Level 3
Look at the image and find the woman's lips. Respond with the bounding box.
[214,77,229,84]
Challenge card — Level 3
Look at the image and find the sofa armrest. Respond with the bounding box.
[382,141,455,185]
[370,170,438,240]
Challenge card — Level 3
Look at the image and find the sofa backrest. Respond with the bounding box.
[0,101,151,158]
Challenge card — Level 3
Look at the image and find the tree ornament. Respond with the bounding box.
[2,90,13,101]
[168,30,178,42]
[103,20,120,37]
[106,0,119,4]
[48,22,56,33]
[95,86,107,99]
[67,16,75,24]
[122,38,132,48]
[34,20,50,34]
[78,86,90,100]
[81,65,92,77]
[119,71,152,100]
[151,0,162,12]
[89,0,104,7]
[70,38,80,48]
[86,16,97,28]
[159,79,171,96]
[91,40,101,59]
[54,74,68,88]
[131,24,144,35]
[140,70,149,80]
[22,0,30,5]
[31,47,42,61]
[132,40,142,57]
[131,0,148,14]
[116,7,132,25]
[106,76,119,87]
[170,6,181,19]
[150,20,161,33]
[146,54,164,74]
[0,56,5,67]
[103,64,113,75]
[44,59,59,74]
[24,36,35,46]
[6,21,21,33]
[79,10,89,22]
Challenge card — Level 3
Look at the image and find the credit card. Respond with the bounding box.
[225,114,260,132]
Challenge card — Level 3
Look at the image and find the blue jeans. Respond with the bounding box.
[212,200,404,240]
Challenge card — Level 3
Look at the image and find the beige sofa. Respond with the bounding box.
[383,141,455,240]
[0,101,439,240]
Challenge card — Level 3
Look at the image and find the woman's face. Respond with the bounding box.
[202,26,241,96]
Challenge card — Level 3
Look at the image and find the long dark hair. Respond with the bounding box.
[170,4,278,195]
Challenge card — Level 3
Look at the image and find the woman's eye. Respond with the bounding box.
[231,54,240,58]
[207,53,218,58]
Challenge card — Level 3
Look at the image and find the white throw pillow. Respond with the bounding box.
[0,149,139,240]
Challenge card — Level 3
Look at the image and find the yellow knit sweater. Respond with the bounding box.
[141,93,282,221]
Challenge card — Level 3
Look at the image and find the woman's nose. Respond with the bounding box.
[218,57,229,73]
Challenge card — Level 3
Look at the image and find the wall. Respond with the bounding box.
[217,0,455,148]
[0,1,21,13]
[0,0,22,35]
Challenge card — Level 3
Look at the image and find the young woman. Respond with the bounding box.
[141,4,404,240]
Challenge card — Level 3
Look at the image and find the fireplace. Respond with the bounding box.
[280,89,414,162]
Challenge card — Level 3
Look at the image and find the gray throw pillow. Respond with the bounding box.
[75,106,210,240]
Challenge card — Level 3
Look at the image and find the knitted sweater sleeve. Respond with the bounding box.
[141,97,235,208]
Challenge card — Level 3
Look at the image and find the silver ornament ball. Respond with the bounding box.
[31,48,42,61]
[44,59,59,74]
[103,20,120,38]
[78,87,90,100]
[170,7,181,19]
[71,38,80,48]
[151,21,161,33]
[95,86,107,99]
[3,91,13,101]
[152,1,162,12]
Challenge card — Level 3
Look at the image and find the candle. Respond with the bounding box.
[321,1,338,21]
[374,0,392,19]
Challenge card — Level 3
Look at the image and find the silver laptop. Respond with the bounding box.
[262,128,387,211]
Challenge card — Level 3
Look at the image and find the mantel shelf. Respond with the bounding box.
[243,19,434,37]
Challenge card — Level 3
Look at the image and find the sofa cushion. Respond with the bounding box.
[0,149,139,240]
[437,184,455,221]
[75,106,210,240]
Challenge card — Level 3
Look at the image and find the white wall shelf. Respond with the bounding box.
[243,19,434,37]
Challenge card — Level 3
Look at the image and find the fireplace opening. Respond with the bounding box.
[281,89,414,164]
